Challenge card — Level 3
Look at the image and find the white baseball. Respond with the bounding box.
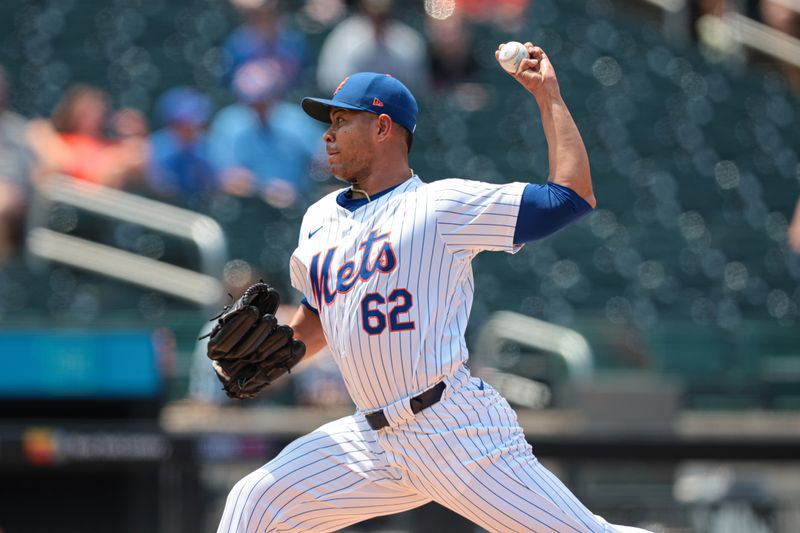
[498,41,529,74]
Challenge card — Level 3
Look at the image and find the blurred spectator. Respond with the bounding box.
[789,198,800,253]
[0,66,36,263]
[760,0,800,90]
[695,0,726,18]
[292,349,352,407]
[316,0,427,95]
[693,0,800,91]
[691,0,727,43]
[452,0,529,30]
[208,59,326,208]
[147,87,218,205]
[761,0,800,37]
[425,11,479,91]
[27,84,148,189]
[222,0,307,88]
[299,0,347,28]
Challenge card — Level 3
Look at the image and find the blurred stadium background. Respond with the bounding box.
[0,0,799,531]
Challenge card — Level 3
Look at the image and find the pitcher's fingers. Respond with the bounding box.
[523,43,542,56]
[517,58,540,73]
[538,49,551,69]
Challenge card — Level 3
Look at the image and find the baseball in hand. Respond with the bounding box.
[498,41,529,74]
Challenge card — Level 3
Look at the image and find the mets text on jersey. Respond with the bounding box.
[308,229,397,308]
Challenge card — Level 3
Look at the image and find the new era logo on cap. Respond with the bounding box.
[301,72,419,136]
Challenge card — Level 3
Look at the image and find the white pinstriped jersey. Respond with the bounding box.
[290,175,526,411]
[222,175,654,533]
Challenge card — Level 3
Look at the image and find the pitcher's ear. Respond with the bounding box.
[376,113,393,138]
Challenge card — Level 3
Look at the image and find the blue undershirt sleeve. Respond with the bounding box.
[301,297,319,315]
[513,182,593,245]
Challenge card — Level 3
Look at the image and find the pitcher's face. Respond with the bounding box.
[323,109,379,184]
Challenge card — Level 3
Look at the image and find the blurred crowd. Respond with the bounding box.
[0,0,539,405]
[3,0,798,263]
[693,0,800,37]
[1,1,799,253]
[0,0,535,265]
[692,0,800,89]
[1,0,800,409]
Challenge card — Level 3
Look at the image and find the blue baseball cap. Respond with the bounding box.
[156,86,211,126]
[301,72,418,135]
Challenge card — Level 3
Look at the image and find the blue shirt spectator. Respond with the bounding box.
[222,0,307,88]
[208,59,325,207]
[147,87,217,202]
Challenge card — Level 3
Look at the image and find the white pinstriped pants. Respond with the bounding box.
[217,372,652,533]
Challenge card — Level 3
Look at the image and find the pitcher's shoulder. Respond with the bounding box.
[302,187,347,220]
[421,177,481,193]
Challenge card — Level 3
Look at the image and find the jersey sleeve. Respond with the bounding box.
[431,179,527,254]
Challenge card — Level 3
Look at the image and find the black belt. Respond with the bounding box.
[365,381,447,431]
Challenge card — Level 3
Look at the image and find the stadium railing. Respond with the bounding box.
[25,174,228,309]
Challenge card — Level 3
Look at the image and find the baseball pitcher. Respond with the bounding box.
[208,42,652,533]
